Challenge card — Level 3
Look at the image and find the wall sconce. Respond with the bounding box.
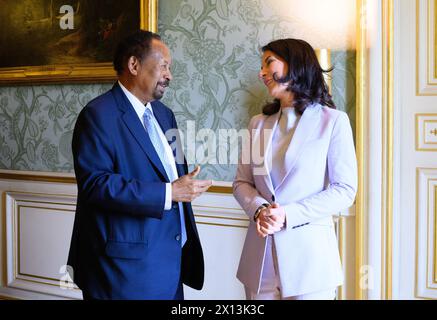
[315,48,332,94]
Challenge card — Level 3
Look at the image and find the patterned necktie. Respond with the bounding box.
[143,107,187,246]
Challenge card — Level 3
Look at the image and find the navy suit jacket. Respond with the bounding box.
[67,83,204,299]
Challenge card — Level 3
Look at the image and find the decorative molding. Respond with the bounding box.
[337,216,347,300]
[192,201,249,229]
[356,0,367,301]
[416,114,437,151]
[435,0,437,79]
[141,0,158,32]
[435,185,437,284]
[381,0,394,300]
[0,170,234,194]
[0,174,356,300]
[416,168,437,299]
[4,191,82,299]
[207,185,233,194]
[0,178,249,299]
[0,171,76,184]
[416,0,437,95]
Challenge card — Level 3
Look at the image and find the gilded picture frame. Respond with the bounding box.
[0,0,157,85]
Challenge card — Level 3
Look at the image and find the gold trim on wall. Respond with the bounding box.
[7,193,79,291]
[196,222,247,229]
[434,186,437,284]
[337,216,346,300]
[428,120,437,140]
[424,120,437,145]
[0,0,158,85]
[16,203,76,285]
[141,0,158,32]
[434,0,437,79]
[428,0,433,85]
[416,0,420,94]
[381,0,394,300]
[193,203,249,229]
[415,113,437,151]
[416,0,437,95]
[356,0,367,301]
[415,168,420,298]
[4,190,248,296]
[194,213,248,222]
[0,172,76,184]
[424,178,435,290]
[2,191,7,287]
[208,186,233,194]
[414,168,437,299]
[0,171,233,194]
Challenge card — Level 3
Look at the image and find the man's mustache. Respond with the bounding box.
[158,80,170,87]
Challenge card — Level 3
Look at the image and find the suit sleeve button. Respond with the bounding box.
[175,234,181,241]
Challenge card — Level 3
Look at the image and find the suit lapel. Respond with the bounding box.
[122,109,170,182]
[112,84,170,182]
[274,104,322,191]
[151,101,172,138]
[151,102,186,178]
[256,112,280,196]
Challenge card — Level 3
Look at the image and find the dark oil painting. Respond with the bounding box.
[0,0,140,68]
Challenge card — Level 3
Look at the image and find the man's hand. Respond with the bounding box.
[172,166,212,202]
[255,203,286,238]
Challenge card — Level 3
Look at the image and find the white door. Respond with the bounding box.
[393,0,437,299]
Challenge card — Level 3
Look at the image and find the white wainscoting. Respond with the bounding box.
[417,0,437,95]
[0,171,354,300]
[184,191,248,299]
[416,168,437,299]
[4,191,82,299]
[0,172,79,300]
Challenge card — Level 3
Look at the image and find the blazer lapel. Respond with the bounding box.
[112,85,170,182]
[151,102,186,178]
[274,104,322,191]
[255,112,280,196]
[121,109,170,182]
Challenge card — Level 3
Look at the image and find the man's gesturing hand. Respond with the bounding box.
[172,166,212,202]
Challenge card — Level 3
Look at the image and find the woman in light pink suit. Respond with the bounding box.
[233,39,357,300]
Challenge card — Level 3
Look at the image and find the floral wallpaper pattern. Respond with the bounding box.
[0,84,111,171]
[159,0,356,181]
[0,0,355,182]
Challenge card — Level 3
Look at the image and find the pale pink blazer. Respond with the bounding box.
[233,103,357,297]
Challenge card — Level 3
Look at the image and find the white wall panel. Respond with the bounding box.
[0,172,354,300]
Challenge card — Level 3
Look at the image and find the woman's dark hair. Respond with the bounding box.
[113,30,161,75]
[261,38,336,115]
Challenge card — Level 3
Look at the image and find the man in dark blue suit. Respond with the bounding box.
[67,30,212,300]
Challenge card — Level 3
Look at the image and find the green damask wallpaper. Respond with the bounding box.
[0,84,111,172]
[159,0,356,181]
[0,0,355,182]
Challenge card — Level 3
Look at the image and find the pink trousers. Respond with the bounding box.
[245,236,337,300]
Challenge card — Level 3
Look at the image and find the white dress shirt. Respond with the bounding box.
[118,81,176,211]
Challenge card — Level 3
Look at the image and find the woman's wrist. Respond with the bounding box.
[253,203,270,221]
